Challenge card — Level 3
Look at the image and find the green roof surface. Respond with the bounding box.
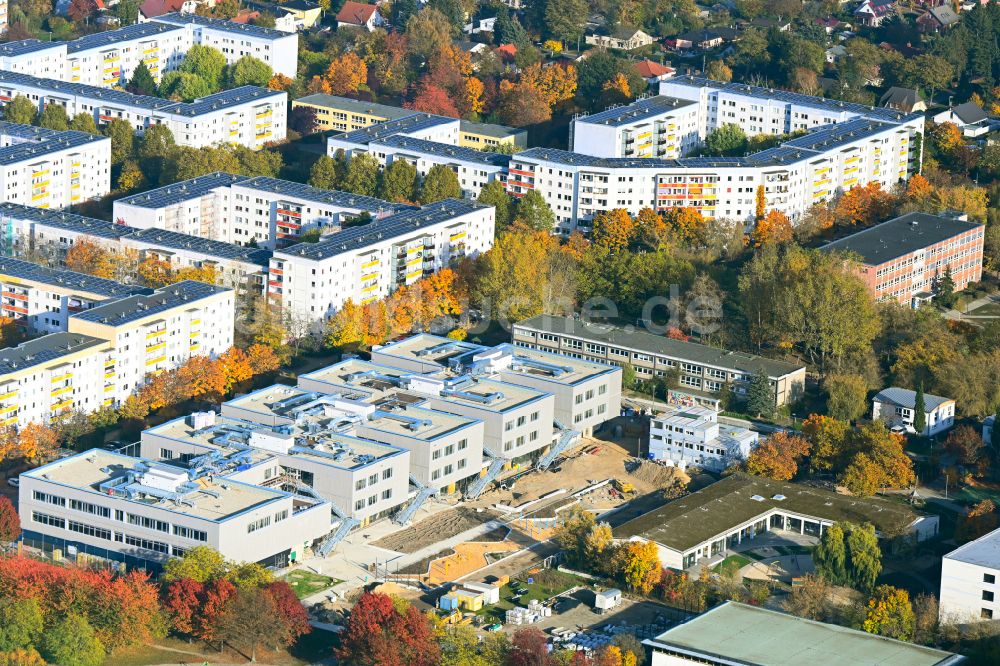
[613,474,918,552]
[647,603,963,666]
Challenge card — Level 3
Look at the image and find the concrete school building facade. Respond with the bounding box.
[613,474,938,570]
[939,526,1000,624]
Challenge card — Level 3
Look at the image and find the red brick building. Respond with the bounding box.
[821,212,984,306]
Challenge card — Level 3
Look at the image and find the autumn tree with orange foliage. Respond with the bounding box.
[635,207,668,249]
[834,182,897,227]
[267,74,294,92]
[519,62,577,107]
[750,210,794,247]
[16,423,59,463]
[905,174,933,203]
[745,432,811,481]
[496,79,553,126]
[613,540,662,594]
[591,208,635,252]
[137,257,174,288]
[177,356,227,402]
[603,72,632,101]
[663,207,707,244]
[64,240,115,279]
[324,52,368,96]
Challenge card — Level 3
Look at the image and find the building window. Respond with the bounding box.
[382,468,393,480]
[247,516,271,533]
[33,491,66,507]
[70,499,111,518]
[173,525,208,541]
[984,591,995,602]
[124,535,169,554]
[983,609,994,620]
[160,448,174,460]
[985,574,996,584]
[68,521,113,541]
[32,511,65,528]
[127,514,170,533]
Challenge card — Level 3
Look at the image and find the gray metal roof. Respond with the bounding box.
[126,228,272,265]
[72,280,231,326]
[0,257,150,298]
[373,134,511,168]
[276,199,485,262]
[819,212,982,265]
[951,102,988,125]
[0,332,107,374]
[873,387,951,412]
[155,12,294,39]
[647,602,963,666]
[944,525,1000,569]
[116,172,249,208]
[515,314,804,378]
[459,119,525,140]
[67,21,184,53]
[575,95,697,127]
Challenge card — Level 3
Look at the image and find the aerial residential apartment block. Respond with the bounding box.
[940,526,1000,624]
[0,122,111,209]
[114,173,400,248]
[0,72,286,149]
[820,211,984,306]
[267,199,494,329]
[569,95,701,159]
[0,13,297,85]
[19,449,331,571]
[0,279,233,428]
[512,314,805,408]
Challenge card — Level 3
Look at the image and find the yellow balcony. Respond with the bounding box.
[50,373,72,383]
[51,386,72,397]
[361,258,379,269]
[2,416,17,426]
[405,257,422,267]
[102,398,113,406]
[361,284,378,294]
[146,342,166,353]
[145,329,165,339]
[360,272,378,282]
[190,319,201,325]
[189,331,200,338]
[52,398,73,410]
[189,343,199,351]
[449,232,466,241]
[104,385,114,393]
[146,355,166,366]
[405,270,423,280]
[0,404,18,415]
[0,390,17,401]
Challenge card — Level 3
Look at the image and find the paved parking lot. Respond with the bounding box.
[522,591,688,640]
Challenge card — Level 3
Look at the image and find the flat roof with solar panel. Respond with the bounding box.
[0,39,64,57]
[334,113,456,146]
[0,332,107,374]
[71,280,231,326]
[0,129,108,166]
[575,95,697,127]
[170,86,284,117]
[277,198,486,262]
[67,21,184,53]
[0,257,150,299]
[235,176,398,212]
[781,118,892,152]
[116,173,248,209]
[156,12,294,39]
[125,228,272,265]
[0,202,136,239]
[373,134,512,167]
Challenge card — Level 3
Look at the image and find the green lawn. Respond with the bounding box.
[949,485,1000,506]
[476,569,586,622]
[965,301,1000,317]
[713,554,753,575]
[281,569,341,599]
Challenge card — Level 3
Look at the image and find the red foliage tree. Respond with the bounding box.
[336,592,440,666]
[265,581,311,644]
[195,577,237,646]
[163,578,206,636]
[506,627,552,666]
[0,496,20,545]
[405,81,460,118]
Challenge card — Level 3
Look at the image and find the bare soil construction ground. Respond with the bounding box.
[373,506,495,554]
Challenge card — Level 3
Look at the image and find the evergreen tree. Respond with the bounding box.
[912,383,926,435]
[379,159,417,203]
[936,267,956,308]
[3,95,36,125]
[477,180,513,230]
[308,155,339,190]
[127,61,157,96]
[746,368,775,418]
[419,164,462,203]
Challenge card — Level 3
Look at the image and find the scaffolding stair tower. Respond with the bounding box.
[465,455,506,500]
[392,475,436,526]
[536,426,580,471]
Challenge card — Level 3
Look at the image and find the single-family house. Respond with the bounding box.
[934,102,992,137]
[585,27,655,51]
[138,0,195,20]
[464,14,497,35]
[854,0,897,27]
[825,44,847,64]
[336,1,385,30]
[279,0,323,29]
[815,17,849,33]
[634,59,675,84]
[872,387,955,437]
[918,4,961,32]
[879,87,927,113]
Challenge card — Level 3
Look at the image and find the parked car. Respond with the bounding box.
[6,478,18,487]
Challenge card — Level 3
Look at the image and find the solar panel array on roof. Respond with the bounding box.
[72,280,230,326]
[576,95,697,127]
[236,176,397,211]
[0,332,107,373]
[116,173,249,208]
[514,147,681,169]
[126,228,272,265]
[0,39,64,58]
[156,12,293,39]
[0,71,280,116]
[277,199,485,262]
[0,257,151,298]
[0,202,136,239]
[67,22,184,53]
[782,118,891,151]
[373,134,512,167]
[335,113,456,146]
[0,128,107,166]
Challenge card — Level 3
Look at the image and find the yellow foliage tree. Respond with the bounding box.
[64,240,115,279]
[17,423,59,463]
[325,299,365,349]
[602,72,632,99]
[325,52,368,96]
[750,210,793,247]
[137,257,174,288]
[591,208,635,253]
[614,540,662,594]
